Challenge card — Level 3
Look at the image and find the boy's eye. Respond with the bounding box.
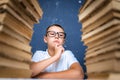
[49,32,55,36]
[59,34,64,37]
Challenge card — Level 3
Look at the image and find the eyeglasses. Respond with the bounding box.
[46,31,66,39]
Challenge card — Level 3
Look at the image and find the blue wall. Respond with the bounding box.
[30,0,87,78]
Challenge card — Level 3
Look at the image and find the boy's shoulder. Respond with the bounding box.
[64,50,72,53]
[34,50,47,56]
[35,50,46,53]
[63,50,74,55]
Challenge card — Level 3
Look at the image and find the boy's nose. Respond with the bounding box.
[55,33,59,38]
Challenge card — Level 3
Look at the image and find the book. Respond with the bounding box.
[0,67,31,78]
[0,56,30,70]
[86,37,120,55]
[79,0,93,14]
[86,43,120,59]
[86,58,120,73]
[18,0,40,23]
[0,42,32,63]
[88,72,120,80]
[0,32,31,53]
[83,25,120,45]
[82,18,120,41]
[108,73,120,80]
[86,30,120,50]
[0,0,43,23]
[78,0,106,22]
[87,72,109,79]
[29,0,43,18]
[81,0,120,29]
[10,0,35,26]
[0,25,30,44]
[0,12,33,40]
[0,4,32,30]
[81,11,120,35]
[85,50,120,65]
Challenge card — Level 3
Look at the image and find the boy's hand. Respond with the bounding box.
[54,44,64,60]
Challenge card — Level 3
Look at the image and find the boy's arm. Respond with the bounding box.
[30,45,64,77]
[35,62,84,79]
[30,55,59,77]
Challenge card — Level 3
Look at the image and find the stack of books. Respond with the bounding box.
[78,0,120,79]
[0,0,43,78]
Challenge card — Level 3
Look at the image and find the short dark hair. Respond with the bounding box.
[45,24,66,38]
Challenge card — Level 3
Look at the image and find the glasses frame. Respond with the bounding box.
[46,31,66,39]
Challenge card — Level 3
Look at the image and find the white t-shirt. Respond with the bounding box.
[32,50,78,72]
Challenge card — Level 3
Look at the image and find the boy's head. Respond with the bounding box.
[44,24,66,47]
[45,24,66,39]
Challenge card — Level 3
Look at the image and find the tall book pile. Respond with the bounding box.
[78,0,120,79]
[0,0,43,78]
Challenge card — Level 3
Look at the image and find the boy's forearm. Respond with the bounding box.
[30,56,59,77]
[36,69,84,79]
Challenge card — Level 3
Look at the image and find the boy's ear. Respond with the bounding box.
[44,36,47,43]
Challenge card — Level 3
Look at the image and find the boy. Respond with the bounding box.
[30,24,84,79]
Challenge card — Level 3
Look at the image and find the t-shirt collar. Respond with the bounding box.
[46,49,51,57]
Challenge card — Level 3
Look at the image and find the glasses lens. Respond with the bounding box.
[59,32,65,38]
[47,31,66,38]
[47,31,55,37]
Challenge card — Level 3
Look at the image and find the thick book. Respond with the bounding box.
[83,24,120,45]
[0,0,43,23]
[108,73,120,80]
[78,0,106,22]
[88,72,109,79]
[81,0,120,29]
[79,0,93,14]
[0,25,29,44]
[0,42,31,63]
[86,58,120,73]
[0,56,30,70]
[81,11,120,35]
[0,32,31,53]
[85,50,120,65]
[0,12,33,40]
[85,29,120,50]
[86,37,120,55]
[0,67,31,78]
[29,0,43,18]
[86,42,120,59]
[82,18,120,41]
[18,0,40,23]
[0,4,32,30]
[88,72,120,80]
[10,0,36,25]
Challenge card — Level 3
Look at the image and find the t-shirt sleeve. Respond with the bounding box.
[31,51,42,62]
[65,50,79,67]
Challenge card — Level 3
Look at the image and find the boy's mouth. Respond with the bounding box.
[54,40,60,44]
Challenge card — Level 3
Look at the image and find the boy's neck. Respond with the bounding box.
[48,48,55,57]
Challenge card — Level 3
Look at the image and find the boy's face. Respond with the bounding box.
[44,26,65,48]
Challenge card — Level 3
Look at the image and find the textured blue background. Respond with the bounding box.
[30,0,87,78]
